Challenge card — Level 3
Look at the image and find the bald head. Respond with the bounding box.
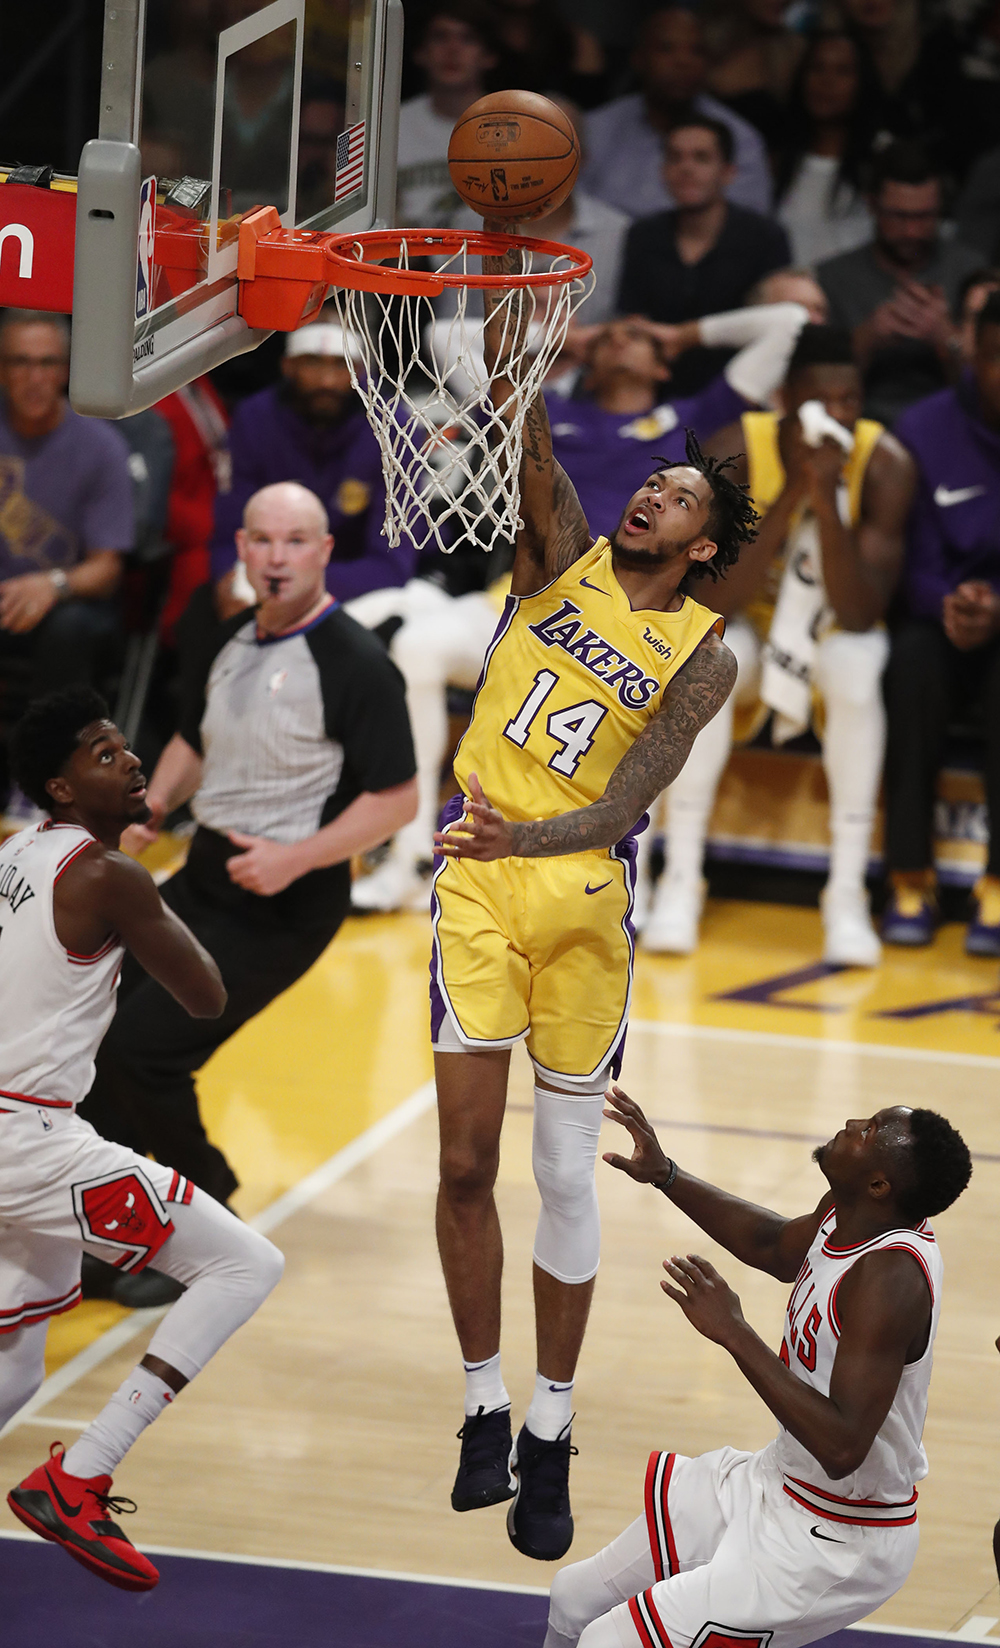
[243,481,329,536]
[236,482,334,624]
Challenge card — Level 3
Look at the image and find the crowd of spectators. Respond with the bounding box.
[4,0,1000,972]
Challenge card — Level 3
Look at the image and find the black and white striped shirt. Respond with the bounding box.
[180,602,415,847]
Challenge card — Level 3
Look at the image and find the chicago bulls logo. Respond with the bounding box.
[72,1170,174,1273]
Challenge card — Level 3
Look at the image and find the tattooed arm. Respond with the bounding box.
[434,631,737,860]
[481,215,592,596]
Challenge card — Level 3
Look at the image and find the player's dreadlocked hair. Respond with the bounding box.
[894,1109,972,1223]
[656,429,760,586]
[10,686,111,813]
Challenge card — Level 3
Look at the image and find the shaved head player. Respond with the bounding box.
[430,215,759,1560]
[544,1091,971,1647]
[0,688,283,1590]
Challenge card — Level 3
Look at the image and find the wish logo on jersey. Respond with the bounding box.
[528,599,661,709]
[72,1168,175,1272]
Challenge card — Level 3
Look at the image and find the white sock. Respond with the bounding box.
[525,1369,574,1441]
[463,1351,510,1416]
[62,1365,175,1481]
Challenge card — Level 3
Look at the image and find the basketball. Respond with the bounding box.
[448,90,580,223]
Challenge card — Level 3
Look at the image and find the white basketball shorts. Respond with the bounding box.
[0,1106,195,1336]
[607,1442,918,1648]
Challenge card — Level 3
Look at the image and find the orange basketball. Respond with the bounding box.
[448,90,580,223]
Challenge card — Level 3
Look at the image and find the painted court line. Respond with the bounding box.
[0,1079,437,1439]
[631,1020,1000,1071]
[0,1529,992,1644]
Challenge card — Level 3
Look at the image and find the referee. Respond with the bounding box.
[80,480,417,1210]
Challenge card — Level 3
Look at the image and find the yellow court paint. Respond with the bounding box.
[42,893,999,1376]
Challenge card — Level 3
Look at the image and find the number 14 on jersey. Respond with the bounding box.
[503,670,608,779]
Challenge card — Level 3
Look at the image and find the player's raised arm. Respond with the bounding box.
[60,850,226,1019]
[602,1086,833,1281]
[663,1245,930,1479]
[480,215,592,593]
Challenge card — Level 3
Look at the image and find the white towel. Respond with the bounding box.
[759,403,854,744]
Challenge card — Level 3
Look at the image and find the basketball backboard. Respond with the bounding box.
[69,0,402,419]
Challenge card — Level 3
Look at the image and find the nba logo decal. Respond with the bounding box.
[135,176,156,321]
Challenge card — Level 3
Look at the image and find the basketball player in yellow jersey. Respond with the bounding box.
[430,215,759,1563]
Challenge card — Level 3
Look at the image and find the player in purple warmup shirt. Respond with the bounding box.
[548,304,807,540]
[883,289,1000,953]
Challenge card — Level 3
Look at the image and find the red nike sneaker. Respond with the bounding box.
[7,1443,159,1592]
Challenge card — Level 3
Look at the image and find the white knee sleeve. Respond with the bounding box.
[145,1189,284,1383]
[0,1319,48,1430]
[531,1086,604,1285]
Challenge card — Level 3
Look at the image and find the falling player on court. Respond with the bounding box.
[0,688,284,1591]
[430,217,759,1560]
[542,1088,972,1648]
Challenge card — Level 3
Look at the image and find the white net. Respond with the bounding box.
[330,234,595,555]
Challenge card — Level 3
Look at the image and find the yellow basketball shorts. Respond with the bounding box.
[429,798,639,1087]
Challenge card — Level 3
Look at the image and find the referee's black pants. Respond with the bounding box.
[884,618,1000,877]
[80,830,351,1204]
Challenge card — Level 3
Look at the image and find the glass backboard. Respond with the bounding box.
[69,0,401,418]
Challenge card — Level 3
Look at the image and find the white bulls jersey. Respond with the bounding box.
[0,821,123,1113]
[772,1210,942,1524]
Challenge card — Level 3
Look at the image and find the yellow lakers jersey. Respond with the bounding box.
[454,537,722,824]
[741,410,883,640]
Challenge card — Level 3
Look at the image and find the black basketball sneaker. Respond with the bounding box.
[506,1419,577,1560]
[451,1405,517,1511]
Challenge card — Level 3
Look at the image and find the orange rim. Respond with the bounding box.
[322,227,593,295]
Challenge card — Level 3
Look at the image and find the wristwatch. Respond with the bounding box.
[48,569,70,600]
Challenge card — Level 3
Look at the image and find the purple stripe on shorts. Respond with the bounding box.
[608,812,648,1080]
[429,794,467,1042]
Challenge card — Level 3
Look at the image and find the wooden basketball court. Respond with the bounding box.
[2,891,998,1640]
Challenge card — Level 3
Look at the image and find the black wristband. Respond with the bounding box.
[655,1158,678,1194]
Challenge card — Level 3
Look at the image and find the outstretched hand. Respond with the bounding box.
[602,1084,675,1185]
[433,774,515,862]
[661,1253,745,1346]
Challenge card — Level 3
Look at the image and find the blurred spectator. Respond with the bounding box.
[826,0,920,102]
[641,325,914,964]
[582,7,774,220]
[396,1,499,229]
[155,379,230,643]
[882,291,1000,954]
[705,0,806,148]
[0,311,133,816]
[954,268,1000,367]
[617,117,790,393]
[140,0,216,180]
[492,0,609,108]
[773,32,881,268]
[748,267,830,322]
[210,318,416,607]
[956,145,1000,263]
[296,76,348,222]
[817,142,983,424]
[350,301,808,913]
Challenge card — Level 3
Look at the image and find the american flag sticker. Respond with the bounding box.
[334,120,366,201]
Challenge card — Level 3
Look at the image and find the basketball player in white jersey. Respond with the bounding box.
[0,686,284,1592]
[543,1086,972,1648]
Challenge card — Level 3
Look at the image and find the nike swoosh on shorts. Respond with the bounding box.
[585,880,612,894]
[934,484,987,507]
[809,1524,845,1542]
